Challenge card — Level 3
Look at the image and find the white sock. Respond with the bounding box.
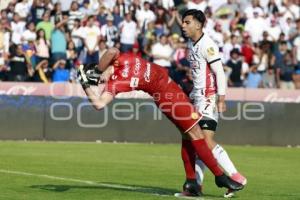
[195,158,206,186]
[212,144,238,176]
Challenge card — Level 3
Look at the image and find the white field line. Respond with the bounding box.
[0,169,184,198]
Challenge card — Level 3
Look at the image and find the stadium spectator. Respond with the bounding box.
[52,59,70,82]
[56,0,73,12]
[80,0,94,17]
[119,12,137,52]
[154,6,168,37]
[226,48,248,87]
[35,28,50,64]
[241,34,255,65]
[111,5,124,27]
[22,21,37,44]
[116,0,130,18]
[99,40,108,59]
[292,19,300,67]
[101,15,119,48]
[135,1,156,32]
[161,0,175,11]
[167,7,182,36]
[245,65,262,88]
[261,67,276,88]
[131,42,142,57]
[8,44,33,81]
[50,2,63,25]
[31,0,47,24]
[244,8,267,44]
[15,0,32,20]
[50,18,68,64]
[32,59,52,82]
[83,16,101,64]
[36,11,54,40]
[253,41,274,74]
[11,13,26,45]
[267,0,279,17]
[274,41,289,87]
[142,32,155,61]
[173,47,190,85]
[68,1,84,31]
[6,2,16,22]
[186,0,208,11]
[0,9,8,20]
[88,0,101,16]
[151,34,174,72]
[293,69,300,89]
[96,6,108,26]
[276,50,296,90]
[0,21,10,77]
[267,18,281,42]
[70,19,84,54]
[244,0,263,19]
[66,40,77,69]
[223,34,241,63]
[289,18,300,42]
[0,26,8,80]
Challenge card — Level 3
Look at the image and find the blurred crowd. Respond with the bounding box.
[0,0,299,91]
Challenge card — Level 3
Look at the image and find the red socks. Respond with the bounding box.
[181,139,196,179]
[191,139,223,176]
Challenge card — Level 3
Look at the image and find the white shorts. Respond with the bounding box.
[193,94,218,122]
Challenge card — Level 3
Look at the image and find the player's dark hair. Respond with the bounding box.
[182,9,206,25]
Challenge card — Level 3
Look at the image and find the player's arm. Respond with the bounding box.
[98,47,120,72]
[204,42,227,112]
[210,60,226,112]
[84,88,114,110]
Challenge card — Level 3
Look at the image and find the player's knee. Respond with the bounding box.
[186,125,205,140]
[181,133,190,140]
[203,131,217,149]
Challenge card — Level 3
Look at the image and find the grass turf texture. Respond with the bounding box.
[0,141,299,200]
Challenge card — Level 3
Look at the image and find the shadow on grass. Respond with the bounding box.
[30,183,222,199]
[31,183,178,196]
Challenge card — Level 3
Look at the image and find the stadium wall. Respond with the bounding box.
[0,82,299,146]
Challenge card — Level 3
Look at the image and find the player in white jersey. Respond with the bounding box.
[179,9,247,198]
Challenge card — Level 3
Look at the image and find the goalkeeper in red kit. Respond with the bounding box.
[77,47,244,196]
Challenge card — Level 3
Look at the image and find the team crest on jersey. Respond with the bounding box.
[112,75,118,80]
[207,47,215,56]
[191,112,199,120]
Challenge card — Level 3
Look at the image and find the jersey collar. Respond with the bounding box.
[193,33,204,46]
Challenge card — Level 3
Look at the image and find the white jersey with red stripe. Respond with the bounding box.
[187,33,221,99]
[187,33,222,122]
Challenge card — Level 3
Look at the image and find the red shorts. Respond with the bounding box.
[154,80,202,133]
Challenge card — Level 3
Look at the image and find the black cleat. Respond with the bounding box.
[181,179,203,196]
[215,174,244,191]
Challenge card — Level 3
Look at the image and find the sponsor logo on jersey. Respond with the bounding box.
[122,60,129,77]
[191,112,199,120]
[207,47,215,56]
[134,58,141,75]
[144,63,151,82]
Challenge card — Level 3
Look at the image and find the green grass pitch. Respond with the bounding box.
[0,141,299,200]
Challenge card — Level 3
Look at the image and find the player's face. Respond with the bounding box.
[181,15,201,39]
